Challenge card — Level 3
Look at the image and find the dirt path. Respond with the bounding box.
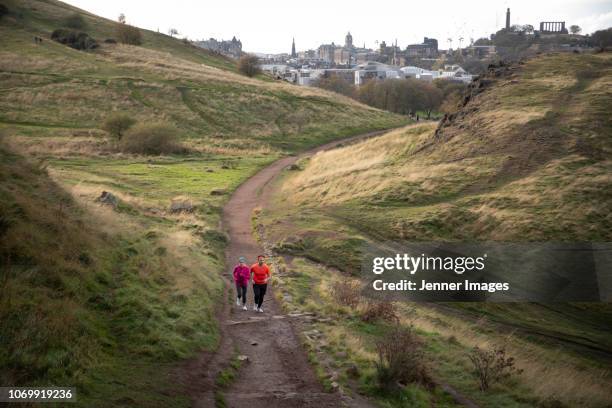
[177,127,482,408]
[182,130,388,408]
[221,131,392,408]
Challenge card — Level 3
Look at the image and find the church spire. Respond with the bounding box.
[291,37,296,58]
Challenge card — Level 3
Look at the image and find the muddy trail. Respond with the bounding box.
[179,130,388,408]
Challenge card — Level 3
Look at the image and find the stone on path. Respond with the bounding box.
[169,196,193,213]
[97,191,118,208]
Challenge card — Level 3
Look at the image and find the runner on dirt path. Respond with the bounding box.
[233,256,250,311]
[251,255,271,313]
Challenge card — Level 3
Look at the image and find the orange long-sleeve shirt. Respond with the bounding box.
[251,263,270,284]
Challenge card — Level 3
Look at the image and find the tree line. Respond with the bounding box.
[314,75,466,118]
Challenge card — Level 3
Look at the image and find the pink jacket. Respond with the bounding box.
[233,264,250,286]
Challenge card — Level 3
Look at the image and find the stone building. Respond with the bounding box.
[334,47,352,65]
[316,32,356,66]
[539,21,569,34]
[195,36,242,58]
[406,37,438,58]
[318,43,336,63]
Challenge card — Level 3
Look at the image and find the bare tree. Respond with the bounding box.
[237,55,261,77]
[313,76,355,98]
[168,28,179,37]
[468,345,522,391]
[118,13,126,24]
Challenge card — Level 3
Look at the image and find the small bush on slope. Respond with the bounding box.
[51,28,98,50]
[238,54,261,77]
[375,325,430,391]
[119,123,186,155]
[102,113,135,140]
[116,23,142,45]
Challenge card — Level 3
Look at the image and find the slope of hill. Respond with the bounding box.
[0,0,407,154]
[0,0,408,405]
[0,145,229,407]
[259,52,612,407]
[271,53,611,243]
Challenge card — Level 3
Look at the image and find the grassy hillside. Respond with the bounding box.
[0,146,229,406]
[260,53,612,407]
[0,0,408,405]
[270,53,612,243]
[0,0,407,154]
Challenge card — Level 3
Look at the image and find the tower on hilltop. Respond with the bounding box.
[345,32,353,49]
[506,8,511,30]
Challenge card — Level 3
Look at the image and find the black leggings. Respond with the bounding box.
[253,284,268,308]
[236,283,247,304]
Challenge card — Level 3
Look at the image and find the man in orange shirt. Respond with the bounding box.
[250,255,271,313]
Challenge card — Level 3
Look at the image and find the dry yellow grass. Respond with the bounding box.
[398,303,612,407]
[103,44,376,108]
[274,255,612,407]
[282,123,436,204]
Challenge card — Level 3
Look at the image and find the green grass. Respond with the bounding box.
[1,0,237,71]
[50,155,276,204]
[0,146,226,406]
[215,354,243,389]
[213,353,243,408]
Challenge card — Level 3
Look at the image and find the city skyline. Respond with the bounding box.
[63,0,612,54]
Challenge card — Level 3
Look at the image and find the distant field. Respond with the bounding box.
[260,53,612,407]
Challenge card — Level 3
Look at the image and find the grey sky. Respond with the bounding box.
[64,0,612,53]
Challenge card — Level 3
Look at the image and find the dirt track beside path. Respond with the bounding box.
[181,130,388,408]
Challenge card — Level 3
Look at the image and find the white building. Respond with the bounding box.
[354,61,404,85]
[399,64,473,83]
[400,66,429,78]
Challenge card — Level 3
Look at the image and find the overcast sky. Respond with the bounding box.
[64,0,612,54]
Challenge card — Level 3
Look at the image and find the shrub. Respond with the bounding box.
[116,23,142,45]
[358,78,443,117]
[361,301,398,323]
[102,113,135,140]
[330,281,361,307]
[314,76,356,98]
[0,4,8,19]
[468,344,522,391]
[119,123,186,155]
[238,54,261,77]
[51,28,98,50]
[63,13,86,29]
[590,28,612,49]
[375,325,430,391]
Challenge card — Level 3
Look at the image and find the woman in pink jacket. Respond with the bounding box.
[233,256,250,310]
